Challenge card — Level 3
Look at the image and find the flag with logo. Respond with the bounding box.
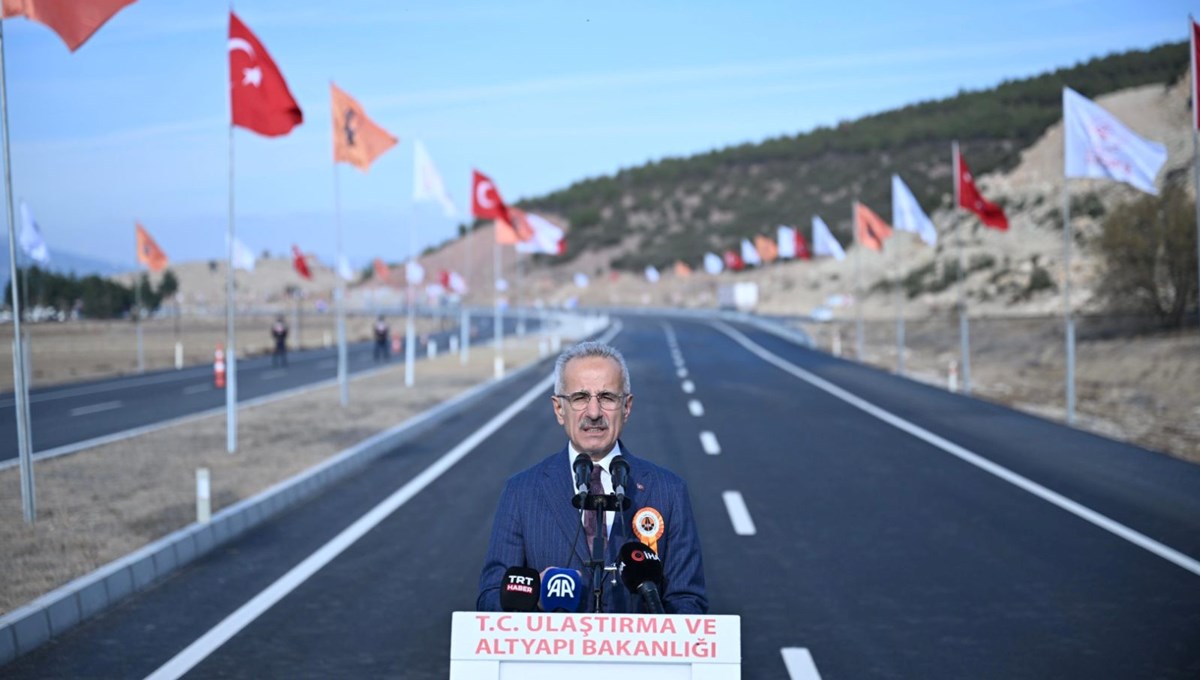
[135,223,167,272]
[229,235,255,271]
[496,206,536,246]
[229,12,302,137]
[336,255,354,281]
[331,83,397,172]
[413,140,457,217]
[892,174,937,246]
[405,260,424,285]
[703,252,724,275]
[4,0,135,52]
[514,212,563,254]
[812,216,845,260]
[855,203,892,252]
[440,269,467,294]
[18,201,49,264]
[1063,87,1167,195]
[754,234,778,263]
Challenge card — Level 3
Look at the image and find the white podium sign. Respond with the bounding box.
[449,611,740,679]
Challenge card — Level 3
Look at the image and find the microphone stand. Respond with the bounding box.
[574,492,630,613]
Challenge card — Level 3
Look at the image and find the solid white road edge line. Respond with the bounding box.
[700,431,721,455]
[687,399,704,417]
[722,491,757,536]
[69,400,122,417]
[781,647,823,680]
[714,320,1200,578]
[142,323,621,680]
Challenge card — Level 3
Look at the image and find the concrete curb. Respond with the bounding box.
[0,329,587,668]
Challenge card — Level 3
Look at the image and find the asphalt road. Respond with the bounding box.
[0,313,534,463]
[3,314,1198,678]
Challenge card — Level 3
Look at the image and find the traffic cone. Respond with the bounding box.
[214,345,226,389]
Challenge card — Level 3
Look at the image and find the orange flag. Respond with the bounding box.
[495,207,535,245]
[135,222,168,273]
[754,234,778,263]
[331,83,397,172]
[855,202,893,252]
[373,258,390,283]
[674,260,692,278]
[3,0,135,52]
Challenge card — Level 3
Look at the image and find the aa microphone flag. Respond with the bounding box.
[855,202,892,252]
[1063,87,1167,195]
[3,0,135,52]
[331,83,397,172]
[956,148,1008,230]
[135,223,167,273]
[892,174,937,246]
[812,216,845,260]
[229,12,303,137]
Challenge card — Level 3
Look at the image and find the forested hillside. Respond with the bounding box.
[518,42,1188,272]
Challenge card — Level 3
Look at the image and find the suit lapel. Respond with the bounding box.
[541,449,591,567]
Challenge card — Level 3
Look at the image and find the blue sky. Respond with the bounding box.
[2,0,1194,269]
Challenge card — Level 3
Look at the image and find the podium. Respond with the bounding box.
[449,611,741,679]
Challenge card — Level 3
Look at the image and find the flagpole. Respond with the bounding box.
[1062,179,1075,425]
[460,221,470,365]
[333,162,348,407]
[225,123,240,453]
[895,232,905,376]
[493,229,503,377]
[516,249,525,337]
[405,210,416,388]
[853,200,864,361]
[1,20,35,523]
[953,141,972,394]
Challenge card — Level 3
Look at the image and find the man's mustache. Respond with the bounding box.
[580,415,608,428]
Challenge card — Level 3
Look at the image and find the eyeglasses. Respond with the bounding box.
[556,391,628,411]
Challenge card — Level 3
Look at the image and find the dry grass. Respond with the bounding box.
[0,338,546,616]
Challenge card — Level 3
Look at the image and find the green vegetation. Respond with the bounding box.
[517,42,1187,271]
[1095,185,1197,327]
[3,266,178,319]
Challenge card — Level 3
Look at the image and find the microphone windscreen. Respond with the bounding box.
[610,455,630,491]
[540,567,584,612]
[617,541,663,594]
[500,566,540,612]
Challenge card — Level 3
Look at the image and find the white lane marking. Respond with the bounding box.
[142,323,623,680]
[681,380,695,394]
[700,431,721,455]
[316,360,336,369]
[687,399,704,417]
[714,321,1200,578]
[182,384,210,395]
[69,400,122,417]
[260,370,287,380]
[781,647,823,679]
[676,367,688,379]
[722,491,757,536]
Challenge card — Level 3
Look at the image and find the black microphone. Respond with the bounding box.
[617,542,665,614]
[610,455,630,501]
[572,453,593,500]
[499,566,540,612]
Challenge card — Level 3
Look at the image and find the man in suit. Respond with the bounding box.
[476,341,707,614]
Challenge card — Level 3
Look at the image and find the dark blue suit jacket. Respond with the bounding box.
[476,443,708,614]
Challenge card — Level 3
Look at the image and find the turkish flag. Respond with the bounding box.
[957,150,1009,231]
[3,0,135,52]
[472,170,511,223]
[135,222,167,273]
[331,83,397,172]
[373,257,390,283]
[795,230,812,260]
[292,245,312,280]
[230,12,302,137]
[855,202,893,252]
[723,250,744,272]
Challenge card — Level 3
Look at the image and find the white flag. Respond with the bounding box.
[703,252,724,275]
[812,216,846,261]
[740,238,761,267]
[229,235,256,271]
[777,225,797,259]
[337,254,355,281]
[447,270,467,293]
[405,259,425,285]
[18,201,50,264]
[1063,87,1167,195]
[413,140,458,217]
[891,174,937,246]
[515,213,564,255]
[644,265,660,283]
[573,272,589,288]
[495,277,509,292]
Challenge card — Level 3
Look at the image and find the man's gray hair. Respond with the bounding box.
[553,341,632,395]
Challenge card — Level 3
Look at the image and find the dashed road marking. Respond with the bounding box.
[70,400,122,417]
[700,431,721,455]
[687,399,704,417]
[182,384,210,395]
[681,380,695,394]
[722,491,757,536]
[676,367,688,379]
[781,647,823,679]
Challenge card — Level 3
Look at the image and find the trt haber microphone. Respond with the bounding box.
[618,541,665,614]
[500,566,540,612]
[540,567,584,612]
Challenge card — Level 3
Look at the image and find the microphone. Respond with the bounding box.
[618,542,665,614]
[540,567,584,612]
[500,566,540,612]
[610,455,630,501]
[572,453,593,500]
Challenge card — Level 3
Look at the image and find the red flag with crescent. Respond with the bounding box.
[292,245,312,280]
[472,170,511,224]
[229,12,303,137]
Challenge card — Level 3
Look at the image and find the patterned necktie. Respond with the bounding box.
[583,464,605,549]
